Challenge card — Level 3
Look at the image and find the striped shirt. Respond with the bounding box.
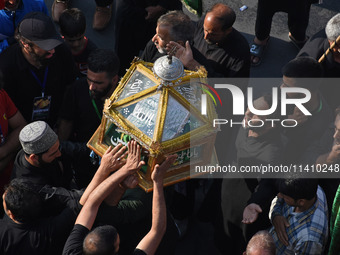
[269,186,328,255]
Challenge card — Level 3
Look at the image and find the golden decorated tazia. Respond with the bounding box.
[88,56,218,192]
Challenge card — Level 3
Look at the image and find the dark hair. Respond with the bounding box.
[282,57,323,91]
[59,8,86,37]
[24,149,48,158]
[282,57,324,78]
[4,179,43,223]
[87,49,120,79]
[83,225,118,255]
[207,3,236,30]
[278,174,318,200]
[157,10,195,43]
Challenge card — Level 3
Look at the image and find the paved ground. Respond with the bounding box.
[44,0,340,254]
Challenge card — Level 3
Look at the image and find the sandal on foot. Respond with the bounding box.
[250,38,269,67]
[288,33,309,50]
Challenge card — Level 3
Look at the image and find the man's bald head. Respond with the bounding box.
[244,231,276,255]
[206,3,236,30]
[203,4,236,45]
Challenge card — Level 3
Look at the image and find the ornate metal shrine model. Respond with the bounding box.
[88,55,218,192]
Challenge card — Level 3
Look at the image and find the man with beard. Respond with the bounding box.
[280,57,333,165]
[0,11,77,127]
[141,10,206,72]
[11,120,83,215]
[0,0,48,53]
[57,48,119,187]
[297,13,340,110]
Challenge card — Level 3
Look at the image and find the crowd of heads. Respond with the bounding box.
[0,1,340,254]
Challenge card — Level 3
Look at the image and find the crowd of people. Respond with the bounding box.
[0,0,340,254]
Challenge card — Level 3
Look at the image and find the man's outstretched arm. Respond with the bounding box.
[136,155,177,255]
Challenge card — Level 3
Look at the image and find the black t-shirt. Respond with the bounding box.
[193,16,251,78]
[62,224,147,255]
[0,207,77,255]
[12,149,82,216]
[59,77,103,143]
[72,38,97,77]
[0,43,77,127]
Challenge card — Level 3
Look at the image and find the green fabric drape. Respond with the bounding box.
[181,0,202,16]
[329,184,340,255]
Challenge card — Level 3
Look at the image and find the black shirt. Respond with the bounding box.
[12,150,72,188]
[58,77,105,187]
[282,95,333,164]
[298,29,340,78]
[59,77,103,143]
[235,126,283,167]
[193,16,251,78]
[12,150,82,215]
[72,38,97,77]
[297,29,340,110]
[0,43,77,127]
[0,208,77,255]
[235,127,283,208]
[62,224,147,255]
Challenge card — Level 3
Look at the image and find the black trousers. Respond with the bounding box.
[255,0,313,41]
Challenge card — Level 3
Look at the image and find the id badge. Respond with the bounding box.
[32,96,52,121]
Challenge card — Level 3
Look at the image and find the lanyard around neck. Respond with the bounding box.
[30,67,49,97]
[89,90,102,120]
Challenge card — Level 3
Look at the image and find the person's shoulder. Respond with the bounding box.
[21,0,48,14]
[70,77,88,91]
[133,248,147,255]
[298,29,328,58]
[141,39,161,63]
[197,15,205,27]
[145,39,155,49]
[0,88,10,99]
[23,0,47,7]
[0,43,21,66]
[229,28,249,48]
[86,38,98,50]
[62,224,89,255]
[218,28,250,60]
[316,185,327,206]
[55,43,73,55]
[318,96,333,119]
